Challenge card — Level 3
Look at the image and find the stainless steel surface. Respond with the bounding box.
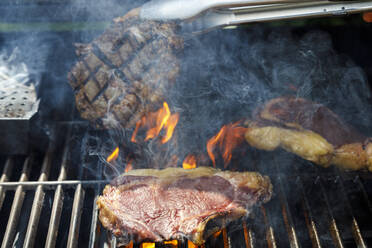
[0,61,39,155]
[140,0,316,20]
[0,158,13,210]
[45,126,71,248]
[180,1,372,33]
[67,183,85,248]
[1,156,32,248]
[23,132,55,248]
[0,72,38,119]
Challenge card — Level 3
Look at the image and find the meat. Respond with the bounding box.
[97,167,272,245]
[245,96,372,170]
[68,8,183,129]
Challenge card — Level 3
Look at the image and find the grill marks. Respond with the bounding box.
[68,9,183,128]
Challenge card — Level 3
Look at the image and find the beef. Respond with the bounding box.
[245,96,372,170]
[97,167,272,245]
[68,8,183,129]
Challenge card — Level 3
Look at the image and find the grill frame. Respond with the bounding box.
[0,2,371,246]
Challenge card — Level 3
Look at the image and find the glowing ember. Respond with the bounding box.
[164,240,178,246]
[213,230,222,238]
[182,155,197,169]
[207,121,247,168]
[125,160,133,173]
[187,240,198,248]
[125,241,133,248]
[131,102,179,144]
[363,12,372,22]
[141,243,155,248]
[107,147,119,163]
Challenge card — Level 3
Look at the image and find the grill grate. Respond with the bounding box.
[0,124,371,248]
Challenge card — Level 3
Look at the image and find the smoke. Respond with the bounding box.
[1,1,370,174]
[168,26,371,164]
[79,24,371,174]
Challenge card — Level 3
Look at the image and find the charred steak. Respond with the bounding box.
[97,167,272,245]
[68,8,183,129]
[245,96,372,170]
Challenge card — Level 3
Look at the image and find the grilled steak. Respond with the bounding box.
[68,8,183,129]
[97,167,272,245]
[245,96,372,170]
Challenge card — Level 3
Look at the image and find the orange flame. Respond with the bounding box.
[131,102,179,144]
[213,230,222,238]
[107,147,119,163]
[206,121,247,168]
[182,155,197,169]
[187,240,198,248]
[125,241,133,248]
[164,240,178,246]
[363,12,372,22]
[141,243,155,248]
[161,113,179,144]
[125,160,133,173]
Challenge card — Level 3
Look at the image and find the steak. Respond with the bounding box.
[245,96,372,170]
[97,167,272,245]
[68,8,183,129]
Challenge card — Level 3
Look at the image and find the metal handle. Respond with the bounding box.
[140,0,319,20]
[182,0,372,33]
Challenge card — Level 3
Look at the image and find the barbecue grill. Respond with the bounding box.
[0,0,372,247]
[1,125,372,247]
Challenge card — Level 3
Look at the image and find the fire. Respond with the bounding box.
[125,241,133,248]
[125,160,133,173]
[182,155,197,169]
[187,240,198,248]
[363,12,372,22]
[164,240,178,246]
[213,230,222,238]
[207,121,247,167]
[161,113,179,144]
[131,102,179,144]
[141,243,155,248]
[107,147,119,163]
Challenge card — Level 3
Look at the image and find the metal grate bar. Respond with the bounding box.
[296,175,322,248]
[222,228,231,248]
[111,234,117,248]
[288,157,322,248]
[336,173,367,248]
[23,131,57,248]
[0,179,109,189]
[1,156,32,248]
[45,126,71,248]
[354,176,372,216]
[276,175,299,248]
[317,177,344,248]
[67,183,85,248]
[88,191,100,248]
[0,158,13,210]
[242,221,253,248]
[251,151,277,248]
[260,206,277,248]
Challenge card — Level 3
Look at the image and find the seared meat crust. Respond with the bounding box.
[97,167,272,245]
[245,96,372,170]
[68,8,183,129]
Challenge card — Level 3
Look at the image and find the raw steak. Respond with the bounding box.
[68,8,183,129]
[97,167,272,245]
